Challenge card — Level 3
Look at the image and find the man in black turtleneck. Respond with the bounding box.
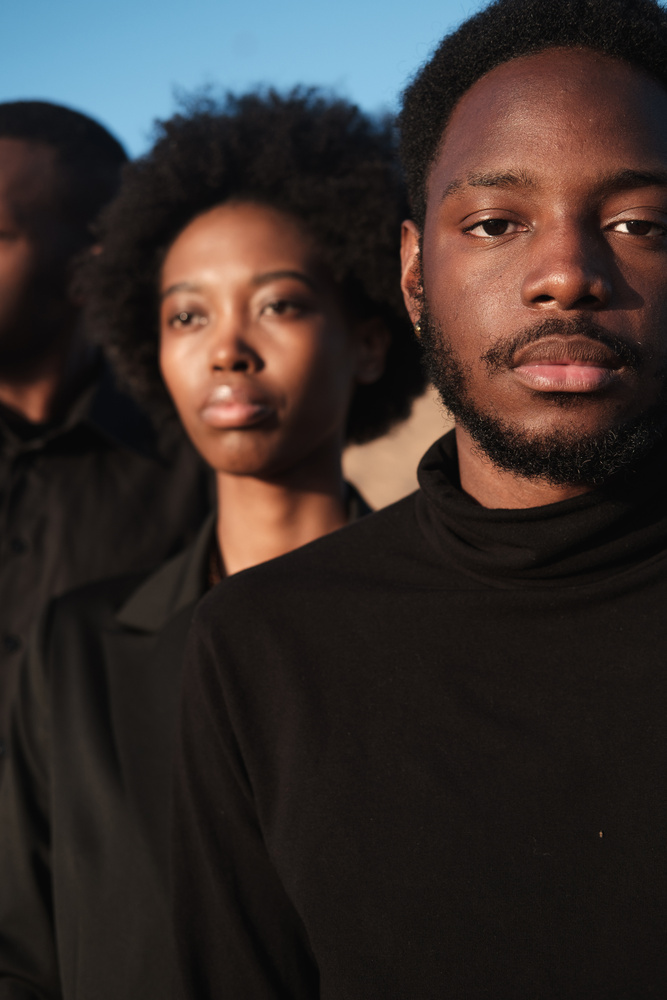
[172,1,667,997]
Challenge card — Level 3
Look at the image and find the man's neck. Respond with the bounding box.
[0,331,95,425]
[455,424,591,509]
[215,448,349,577]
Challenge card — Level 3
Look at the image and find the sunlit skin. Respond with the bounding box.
[401,49,667,509]
[160,201,388,575]
[0,138,89,422]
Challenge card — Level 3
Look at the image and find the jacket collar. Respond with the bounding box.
[115,513,216,632]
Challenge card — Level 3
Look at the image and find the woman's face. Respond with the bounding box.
[159,202,382,479]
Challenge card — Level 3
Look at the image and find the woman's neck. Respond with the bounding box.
[215,454,349,577]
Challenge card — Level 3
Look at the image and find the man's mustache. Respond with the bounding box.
[481,317,643,373]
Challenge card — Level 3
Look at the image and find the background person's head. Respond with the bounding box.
[399,0,667,495]
[0,101,127,370]
[85,89,425,485]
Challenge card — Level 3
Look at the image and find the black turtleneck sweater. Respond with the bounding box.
[173,432,667,1000]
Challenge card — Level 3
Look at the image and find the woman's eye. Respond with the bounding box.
[611,219,666,237]
[169,310,207,329]
[464,218,525,238]
[263,299,302,317]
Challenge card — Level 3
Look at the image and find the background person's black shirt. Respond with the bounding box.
[0,359,210,754]
[174,431,667,1000]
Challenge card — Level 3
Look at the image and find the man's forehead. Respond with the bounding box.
[427,47,667,205]
[0,137,62,220]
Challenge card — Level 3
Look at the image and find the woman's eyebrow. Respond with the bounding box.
[160,271,319,302]
[251,270,317,290]
[160,281,200,301]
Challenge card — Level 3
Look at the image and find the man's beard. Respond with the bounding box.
[419,305,667,488]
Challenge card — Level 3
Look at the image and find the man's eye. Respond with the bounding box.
[612,219,666,237]
[464,219,524,237]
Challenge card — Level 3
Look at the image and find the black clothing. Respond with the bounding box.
[173,431,667,1000]
[0,360,210,746]
[0,516,213,1000]
[0,487,369,1000]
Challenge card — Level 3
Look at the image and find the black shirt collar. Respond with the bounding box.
[0,356,160,460]
[416,429,667,586]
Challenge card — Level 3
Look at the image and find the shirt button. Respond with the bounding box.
[3,634,21,654]
[9,537,26,555]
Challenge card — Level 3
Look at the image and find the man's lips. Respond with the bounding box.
[510,336,626,393]
[200,383,273,429]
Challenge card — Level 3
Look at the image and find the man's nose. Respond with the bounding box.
[521,225,613,311]
[210,319,261,374]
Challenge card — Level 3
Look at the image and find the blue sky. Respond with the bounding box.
[1,0,484,156]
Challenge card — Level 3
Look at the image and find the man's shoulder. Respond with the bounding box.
[194,491,423,635]
[283,489,421,566]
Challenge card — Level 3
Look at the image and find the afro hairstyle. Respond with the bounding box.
[0,100,127,236]
[399,0,667,228]
[83,88,426,445]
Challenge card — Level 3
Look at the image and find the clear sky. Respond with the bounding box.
[1,0,484,157]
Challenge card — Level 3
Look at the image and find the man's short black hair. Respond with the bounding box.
[0,100,128,235]
[399,0,667,228]
[83,89,425,445]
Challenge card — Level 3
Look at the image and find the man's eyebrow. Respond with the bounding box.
[441,169,536,201]
[441,168,667,203]
[250,269,317,290]
[595,168,667,195]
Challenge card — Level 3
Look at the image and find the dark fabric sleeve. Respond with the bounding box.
[171,609,319,1000]
[0,610,60,1000]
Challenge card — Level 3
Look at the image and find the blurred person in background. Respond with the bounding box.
[0,89,425,1000]
[0,101,210,756]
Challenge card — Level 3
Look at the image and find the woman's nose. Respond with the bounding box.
[210,320,261,373]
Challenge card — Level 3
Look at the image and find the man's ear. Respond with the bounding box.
[400,219,422,331]
[354,316,391,386]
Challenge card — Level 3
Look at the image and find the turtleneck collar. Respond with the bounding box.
[416,430,667,587]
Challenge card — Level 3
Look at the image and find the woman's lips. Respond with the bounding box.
[200,384,273,429]
[510,336,624,393]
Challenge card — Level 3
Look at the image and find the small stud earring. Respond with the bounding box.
[414,322,421,334]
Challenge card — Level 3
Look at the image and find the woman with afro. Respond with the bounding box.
[0,88,424,999]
